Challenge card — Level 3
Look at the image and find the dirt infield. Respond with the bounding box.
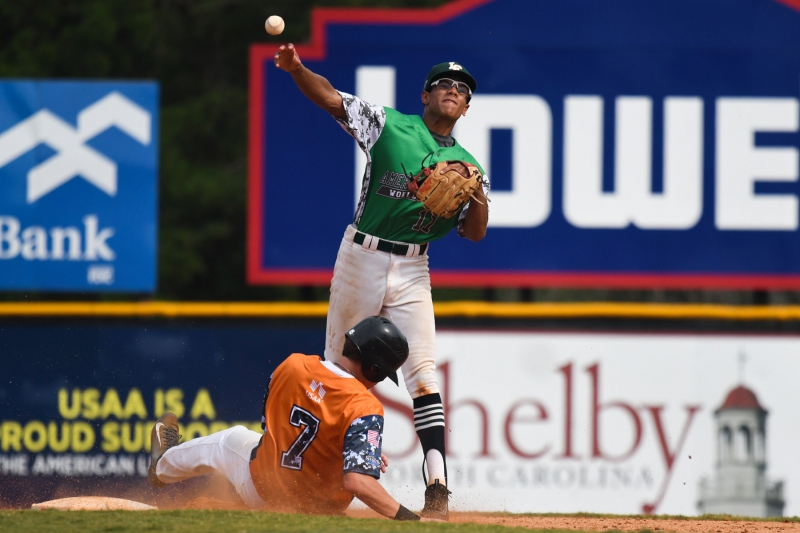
[449,515,800,533]
[340,508,800,532]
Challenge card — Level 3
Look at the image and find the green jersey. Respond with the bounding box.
[336,92,488,244]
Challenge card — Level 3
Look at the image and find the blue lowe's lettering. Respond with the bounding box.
[0,81,159,292]
[251,0,800,288]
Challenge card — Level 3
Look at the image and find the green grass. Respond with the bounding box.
[0,510,546,533]
[503,512,800,522]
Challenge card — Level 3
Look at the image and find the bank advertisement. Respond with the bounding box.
[249,0,800,288]
[375,332,800,516]
[0,81,159,292]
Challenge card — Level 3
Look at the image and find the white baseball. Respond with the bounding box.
[265,15,284,36]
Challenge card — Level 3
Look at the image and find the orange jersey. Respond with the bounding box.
[249,353,385,514]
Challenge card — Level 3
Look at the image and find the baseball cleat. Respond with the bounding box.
[420,479,450,521]
[148,412,181,488]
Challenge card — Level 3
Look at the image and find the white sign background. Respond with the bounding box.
[372,331,800,515]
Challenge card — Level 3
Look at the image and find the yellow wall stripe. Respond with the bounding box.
[433,302,800,321]
[1,301,800,321]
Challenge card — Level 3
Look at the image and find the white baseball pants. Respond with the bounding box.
[325,225,439,398]
[156,426,266,509]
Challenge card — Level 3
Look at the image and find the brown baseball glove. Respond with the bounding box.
[408,160,485,219]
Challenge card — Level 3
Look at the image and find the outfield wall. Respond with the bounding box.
[1,303,799,515]
[376,331,799,516]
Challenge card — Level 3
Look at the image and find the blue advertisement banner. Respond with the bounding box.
[0,320,324,508]
[0,81,159,292]
[248,0,800,289]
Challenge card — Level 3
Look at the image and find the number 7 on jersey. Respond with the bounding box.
[280,405,320,470]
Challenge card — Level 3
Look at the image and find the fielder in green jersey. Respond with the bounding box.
[347,105,485,243]
[275,43,489,521]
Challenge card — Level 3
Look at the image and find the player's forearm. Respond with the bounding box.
[461,190,488,242]
[290,65,346,119]
[343,473,410,519]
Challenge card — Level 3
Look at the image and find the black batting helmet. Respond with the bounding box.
[343,316,409,385]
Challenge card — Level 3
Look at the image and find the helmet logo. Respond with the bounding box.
[449,62,463,71]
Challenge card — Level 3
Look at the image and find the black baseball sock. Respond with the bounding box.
[413,393,447,486]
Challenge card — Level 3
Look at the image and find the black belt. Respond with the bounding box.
[353,231,428,256]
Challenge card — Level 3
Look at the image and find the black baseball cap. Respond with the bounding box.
[423,61,477,93]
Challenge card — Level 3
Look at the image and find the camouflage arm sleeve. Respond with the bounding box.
[334,91,386,157]
[342,414,384,479]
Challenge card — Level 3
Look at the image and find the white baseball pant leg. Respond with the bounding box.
[325,225,438,398]
[156,426,266,509]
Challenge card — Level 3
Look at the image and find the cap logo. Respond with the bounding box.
[348,329,355,335]
[449,62,463,71]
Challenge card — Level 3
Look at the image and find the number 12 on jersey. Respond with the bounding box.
[280,405,320,470]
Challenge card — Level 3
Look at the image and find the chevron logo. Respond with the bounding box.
[0,92,152,203]
[310,380,326,398]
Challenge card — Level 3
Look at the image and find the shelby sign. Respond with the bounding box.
[373,332,800,516]
[249,0,800,289]
[0,81,158,292]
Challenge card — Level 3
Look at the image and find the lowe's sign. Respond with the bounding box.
[249,0,800,289]
[0,81,158,292]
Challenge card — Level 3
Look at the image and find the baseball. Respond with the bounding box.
[265,15,284,36]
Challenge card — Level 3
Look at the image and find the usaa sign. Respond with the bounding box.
[249,0,800,289]
[0,81,158,292]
